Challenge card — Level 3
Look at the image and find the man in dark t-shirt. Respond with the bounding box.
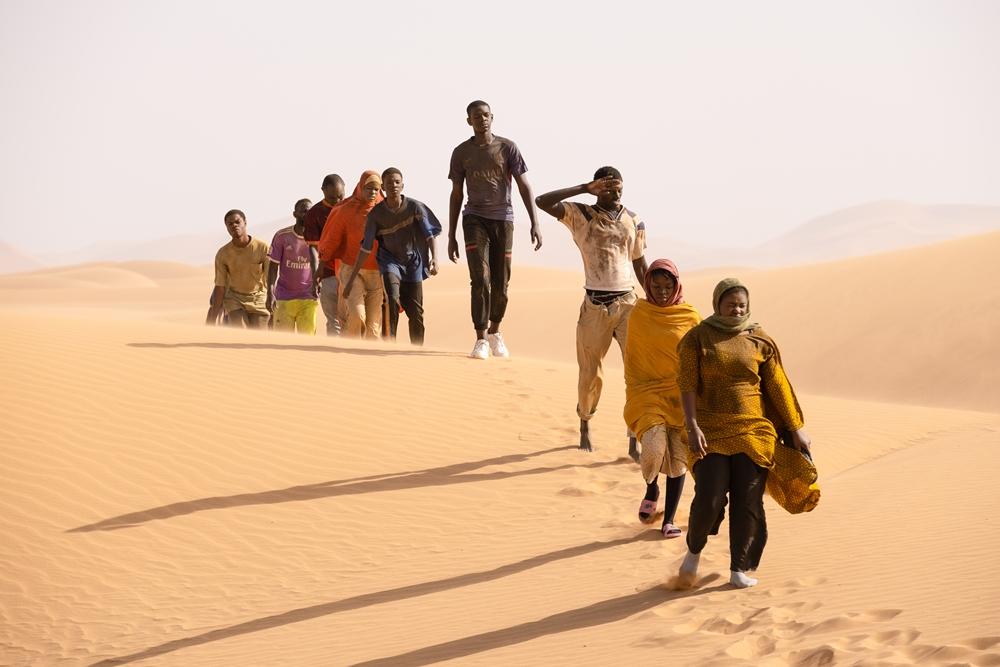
[303,174,345,335]
[344,167,442,345]
[447,100,542,360]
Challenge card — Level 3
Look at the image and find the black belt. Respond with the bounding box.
[586,289,631,306]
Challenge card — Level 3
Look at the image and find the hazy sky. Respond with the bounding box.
[1,0,998,255]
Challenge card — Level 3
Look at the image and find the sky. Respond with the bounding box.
[1,0,998,256]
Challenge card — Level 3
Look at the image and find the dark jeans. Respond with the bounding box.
[383,274,425,345]
[462,214,513,331]
[686,453,769,572]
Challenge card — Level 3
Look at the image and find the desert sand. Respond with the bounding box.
[1,232,999,666]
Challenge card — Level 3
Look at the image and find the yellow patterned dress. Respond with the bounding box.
[678,324,819,513]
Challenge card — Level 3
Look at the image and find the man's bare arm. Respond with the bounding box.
[448,178,464,262]
[513,172,542,251]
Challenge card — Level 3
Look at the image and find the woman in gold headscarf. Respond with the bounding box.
[676,278,817,589]
[623,259,701,538]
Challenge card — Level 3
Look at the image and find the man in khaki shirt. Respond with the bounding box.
[207,209,271,328]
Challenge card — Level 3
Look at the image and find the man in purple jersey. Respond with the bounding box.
[268,198,319,334]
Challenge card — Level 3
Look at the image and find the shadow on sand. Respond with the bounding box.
[91,535,722,666]
[128,341,456,358]
[69,447,625,533]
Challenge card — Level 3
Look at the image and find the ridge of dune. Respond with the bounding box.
[0,231,996,410]
[0,313,997,665]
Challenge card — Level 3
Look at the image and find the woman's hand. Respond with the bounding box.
[687,424,707,459]
[790,428,812,455]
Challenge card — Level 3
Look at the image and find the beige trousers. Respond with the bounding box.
[576,290,637,420]
[340,264,384,339]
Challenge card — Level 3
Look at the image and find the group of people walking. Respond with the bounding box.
[207,99,820,588]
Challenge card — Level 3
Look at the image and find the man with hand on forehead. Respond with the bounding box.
[536,167,648,454]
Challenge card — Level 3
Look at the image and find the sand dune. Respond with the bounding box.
[754,200,1000,265]
[1,231,998,665]
[0,243,44,275]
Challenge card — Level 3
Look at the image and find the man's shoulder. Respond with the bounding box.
[403,196,425,211]
[272,226,297,242]
[493,134,519,149]
[248,237,269,252]
[216,240,234,257]
[451,136,475,153]
[566,201,593,220]
[306,201,331,219]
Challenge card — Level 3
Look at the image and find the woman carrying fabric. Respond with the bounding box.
[676,278,813,589]
[623,259,701,538]
[319,170,385,338]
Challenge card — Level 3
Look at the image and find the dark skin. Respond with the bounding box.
[536,176,650,452]
[268,199,314,308]
[309,180,346,290]
[343,173,438,296]
[448,103,542,340]
[207,212,262,325]
[682,288,812,457]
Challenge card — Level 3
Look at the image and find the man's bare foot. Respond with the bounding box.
[628,435,639,463]
[579,419,593,451]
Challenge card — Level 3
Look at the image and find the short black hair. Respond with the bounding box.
[466,100,490,116]
[295,198,311,209]
[593,166,622,180]
[224,209,245,221]
[321,174,345,188]
[382,167,403,181]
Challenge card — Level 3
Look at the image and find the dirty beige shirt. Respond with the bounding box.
[559,202,646,291]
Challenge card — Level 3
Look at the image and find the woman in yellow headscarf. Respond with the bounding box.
[623,259,701,538]
[676,278,818,589]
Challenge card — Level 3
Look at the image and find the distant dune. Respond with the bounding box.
[751,200,1000,265]
[0,242,43,274]
[7,201,999,275]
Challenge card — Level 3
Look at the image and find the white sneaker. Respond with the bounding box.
[488,332,510,358]
[469,338,490,360]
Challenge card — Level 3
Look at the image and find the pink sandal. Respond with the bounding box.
[638,499,658,523]
[661,523,682,538]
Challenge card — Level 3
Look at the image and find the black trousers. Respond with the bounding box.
[686,453,768,572]
[382,274,425,345]
[462,214,513,331]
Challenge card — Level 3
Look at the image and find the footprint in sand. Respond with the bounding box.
[663,572,722,594]
[959,637,1000,651]
[724,633,778,659]
[557,480,619,496]
[785,644,837,666]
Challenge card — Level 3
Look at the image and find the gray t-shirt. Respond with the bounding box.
[448,135,527,222]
